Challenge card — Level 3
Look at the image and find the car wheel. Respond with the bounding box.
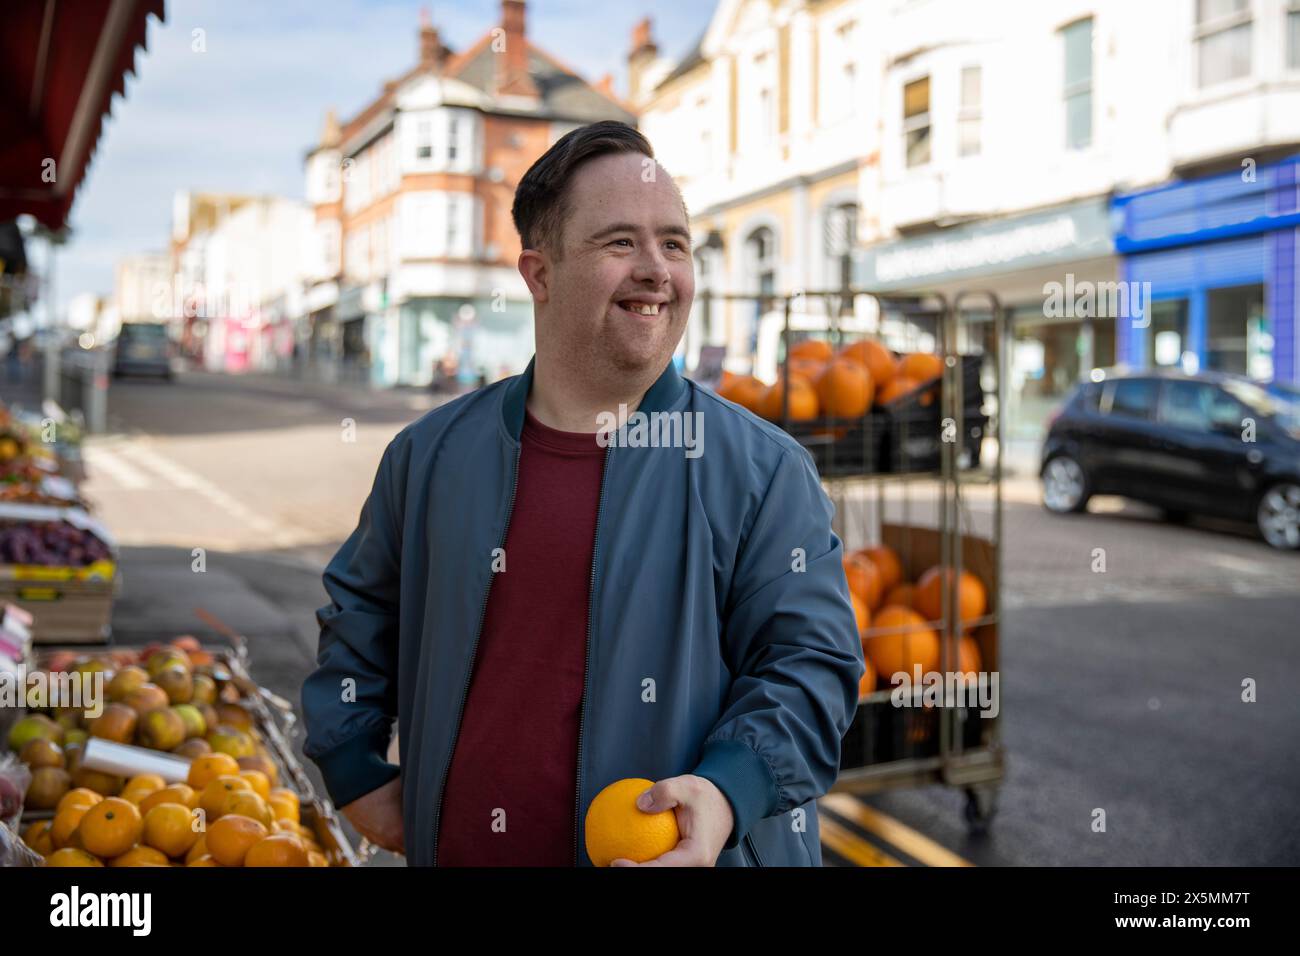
[1256,482,1300,550]
[1042,455,1090,514]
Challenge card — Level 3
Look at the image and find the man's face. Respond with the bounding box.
[532,152,694,380]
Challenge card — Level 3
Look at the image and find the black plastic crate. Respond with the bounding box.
[789,409,887,477]
[840,692,986,770]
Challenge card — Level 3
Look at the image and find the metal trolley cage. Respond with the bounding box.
[692,286,1007,831]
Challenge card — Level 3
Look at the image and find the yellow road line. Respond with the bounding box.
[818,814,904,867]
[821,793,973,867]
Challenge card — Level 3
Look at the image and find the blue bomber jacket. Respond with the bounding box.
[301,356,865,866]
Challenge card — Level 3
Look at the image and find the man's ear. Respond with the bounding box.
[518,249,550,303]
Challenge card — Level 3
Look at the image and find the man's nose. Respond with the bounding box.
[631,244,671,285]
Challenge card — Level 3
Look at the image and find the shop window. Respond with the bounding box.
[903,76,931,168]
[1106,378,1158,419]
[1061,18,1093,150]
[1147,299,1188,368]
[1195,0,1252,88]
[1206,284,1266,377]
[958,66,982,157]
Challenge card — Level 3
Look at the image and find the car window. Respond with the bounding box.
[1158,381,1212,431]
[1106,378,1157,419]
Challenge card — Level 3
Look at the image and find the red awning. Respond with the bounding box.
[0,0,166,230]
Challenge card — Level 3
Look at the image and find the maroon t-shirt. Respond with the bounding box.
[435,406,606,866]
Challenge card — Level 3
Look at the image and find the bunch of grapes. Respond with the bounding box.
[0,521,111,566]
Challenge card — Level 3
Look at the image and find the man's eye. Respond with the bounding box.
[612,238,632,247]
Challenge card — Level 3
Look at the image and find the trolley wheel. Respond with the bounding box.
[963,785,998,834]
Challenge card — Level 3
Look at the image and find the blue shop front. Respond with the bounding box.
[1112,155,1299,386]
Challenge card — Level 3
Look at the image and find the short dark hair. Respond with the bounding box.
[511,121,655,260]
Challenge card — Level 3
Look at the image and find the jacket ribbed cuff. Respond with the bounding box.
[311,724,400,809]
[691,739,780,850]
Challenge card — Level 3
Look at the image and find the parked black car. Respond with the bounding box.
[112,321,173,380]
[1040,368,1300,549]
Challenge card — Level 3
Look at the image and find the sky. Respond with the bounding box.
[44,0,715,317]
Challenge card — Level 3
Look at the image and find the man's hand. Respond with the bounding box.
[339,776,405,854]
[610,774,735,867]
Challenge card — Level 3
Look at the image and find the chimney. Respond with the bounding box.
[419,6,447,72]
[320,108,341,149]
[627,17,658,104]
[595,73,615,99]
[495,0,538,99]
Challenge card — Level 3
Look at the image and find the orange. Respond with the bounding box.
[77,798,143,859]
[883,583,915,609]
[139,783,198,815]
[44,848,104,867]
[756,374,819,422]
[185,834,209,865]
[55,787,103,816]
[206,814,269,866]
[788,356,828,382]
[267,788,300,824]
[875,376,919,405]
[187,752,241,790]
[109,845,171,867]
[849,591,870,638]
[143,802,201,858]
[898,352,944,384]
[815,358,873,419]
[856,545,904,592]
[222,790,273,828]
[584,778,680,867]
[50,805,91,850]
[843,554,883,610]
[244,832,310,867]
[957,634,983,680]
[840,339,897,389]
[238,769,271,800]
[864,606,940,683]
[913,567,988,627]
[186,855,222,866]
[120,773,165,806]
[23,820,55,856]
[199,774,252,820]
[718,375,768,413]
[307,850,330,868]
[789,339,833,363]
[858,655,877,700]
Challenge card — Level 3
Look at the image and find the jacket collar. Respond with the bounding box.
[502,354,686,442]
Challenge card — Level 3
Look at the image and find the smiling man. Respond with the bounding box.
[302,121,864,867]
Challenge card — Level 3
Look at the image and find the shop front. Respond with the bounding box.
[1113,155,1299,386]
[854,197,1118,450]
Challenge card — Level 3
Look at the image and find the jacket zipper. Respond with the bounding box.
[430,442,522,866]
[575,442,614,865]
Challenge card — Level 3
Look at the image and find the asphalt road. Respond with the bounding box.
[38,370,1300,865]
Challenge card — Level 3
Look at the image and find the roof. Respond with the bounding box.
[449,37,636,122]
[0,0,166,230]
[654,30,708,92]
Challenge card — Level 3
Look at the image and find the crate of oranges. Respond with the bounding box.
[9,635,359,867]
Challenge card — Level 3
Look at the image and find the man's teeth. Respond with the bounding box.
[621,302,660,315]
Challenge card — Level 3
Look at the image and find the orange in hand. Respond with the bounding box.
[584,777,680,867]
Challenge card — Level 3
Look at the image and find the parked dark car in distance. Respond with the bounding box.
[1040,368,1300,550]
[112,321,173,380]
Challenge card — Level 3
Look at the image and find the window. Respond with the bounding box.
[1288,0,1300,69]
[1106,378,1158,419]
[837,20,857,94]
[1158,381,1243,432]
[447,196,458,257]
[958,65,981,157]
[746,227,777,306]
[903,76,931,167]
[824,203,858,291]
[448,117,459,162]
[1147,299,1189,368]
[1061,18,1093,149]
[416,120,432,160]
[1196,0,1252,87]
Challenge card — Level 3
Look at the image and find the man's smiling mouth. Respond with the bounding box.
[615,300,665,316]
